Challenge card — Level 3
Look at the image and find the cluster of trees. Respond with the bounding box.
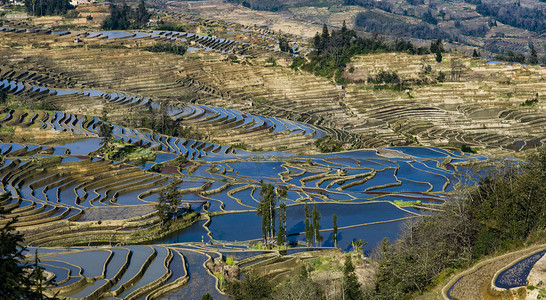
[146,42,187,56]
[155,183,183,226]
[367,146,546,299]
[256,186,328,249]
[137,101,200,139]
[230,147,546,299]
[304,203,323,247]
[355,12,456,42]
[225,0,284,11]
[256,182,287,248]
[0,206,55,299]
[430,38,444,62]
[494,46,540,65]
[304,22,429,82]
[367,70,401,85]
[102,0,150,30]
[278,37,292,53]
[225,254,363,300]
[24,0,71,16]
[476,2,546,34]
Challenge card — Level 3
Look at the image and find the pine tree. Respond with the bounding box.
[529,46,538,64]
[320,24,329,53]
[277,202,287,246]
[135,0,150,28]
[313,32,321,52]
[333,214,338,248]
[472,49,480,58]
[343,255,362,300]
[436,47,443,63]
[304,203,313,247]
[155,183,182,227]
[312,204,322,247]
[257,183,280,247]
[0,207,55,299]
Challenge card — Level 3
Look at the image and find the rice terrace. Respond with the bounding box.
[0,0,545,299]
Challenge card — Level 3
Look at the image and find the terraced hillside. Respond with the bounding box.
[2,27,546,153]
[0,100,496,298]
[0,7,543,299]
[343,53,546,152]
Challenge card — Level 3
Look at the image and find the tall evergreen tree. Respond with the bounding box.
[320,24,329,53]
[155,183,182,226]
[333,213,338,248]
[436,47,443,63]
[304,203,313,247]
[343,255,362,300]
[0,207,54,299]
[277,202,287,246]
[312,204,322,247]
[313,32,321,52]
[257,183,281,247]
[135,0,150,28]
[529,46,539,64]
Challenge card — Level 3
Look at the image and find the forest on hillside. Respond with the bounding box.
[226,0,546,57]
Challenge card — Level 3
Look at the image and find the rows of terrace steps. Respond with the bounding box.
[158,8,309,47]
[238,249,340,285]
[347,52,546,80]
[0,30,77,49]
[2,106,242,159]
[0,156,195,245]
[0,160,84,228]
[151,30,280,57]
[6,80,371,151]
[0,107,95,136]
[0,142,197,207]
[3,47,222,102]
[32,246,186,300]
[18,82,329,152]
[0,64,82,90]
[386,112,544,150]
[5,45,349,124]
[343,87,546,150]
[2,46,354,136]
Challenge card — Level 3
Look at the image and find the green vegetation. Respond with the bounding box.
[460,144,476,153]
[312,204,323,247]
[156,23,186,32]
[303,22,428,83]
[232,142,248,150]
[155,183,183,227]
[367,146,546,299]
[393,200,421,207]
[225,272,273,300]
[257,182,287,248]
[102,0,150,30]
[0,207,55,299]
[146,42,187,56]
[521,93,539,107]
[333,214,338,248]
[343,255,362,300]
[314,136,344,152]
[24,0,71,16]
[277,201,287,246]
[99,122,113,146]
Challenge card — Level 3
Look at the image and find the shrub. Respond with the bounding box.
[226,257,235,266]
